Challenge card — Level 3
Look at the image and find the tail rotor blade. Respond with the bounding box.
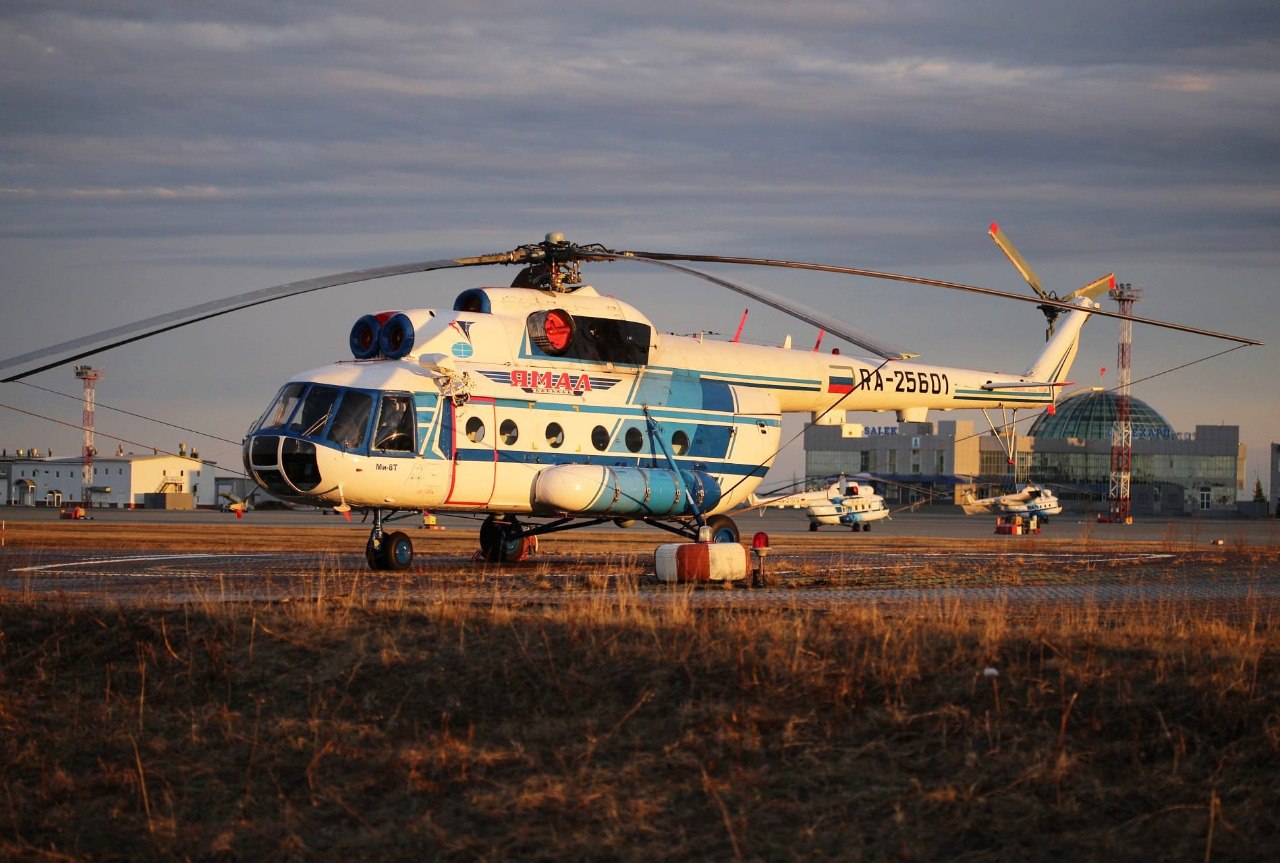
[1066,273,1116,302]
[988,223,1047,299]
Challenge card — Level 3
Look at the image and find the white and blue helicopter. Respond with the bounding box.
[0,230,1259,569]
[752,475,889,532]
[960,484,1063,520]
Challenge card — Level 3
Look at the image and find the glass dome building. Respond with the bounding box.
[1028,391,1175,441]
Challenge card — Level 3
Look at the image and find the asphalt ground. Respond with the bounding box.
[4,504,1279,544]
[2,507,1278,611]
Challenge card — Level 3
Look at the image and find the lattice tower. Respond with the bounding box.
[1107,283,1141,522]
[74,365,103,507]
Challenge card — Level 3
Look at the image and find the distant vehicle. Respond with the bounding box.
[218,491,252,518]
[755,476,889,532]
[960,484,1062,521]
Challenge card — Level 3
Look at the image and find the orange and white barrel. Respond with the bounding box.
[654,542,748,583]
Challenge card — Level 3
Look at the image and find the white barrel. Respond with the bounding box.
[654,542,748,583]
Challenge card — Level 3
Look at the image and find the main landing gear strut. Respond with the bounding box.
[362,509,743,570]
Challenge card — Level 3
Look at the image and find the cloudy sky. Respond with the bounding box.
[2,1,1277,492]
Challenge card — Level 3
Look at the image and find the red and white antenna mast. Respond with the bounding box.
[74,365,103,508]
[1107,282,1141,523]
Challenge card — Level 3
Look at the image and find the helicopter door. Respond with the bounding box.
[445,396,497,506]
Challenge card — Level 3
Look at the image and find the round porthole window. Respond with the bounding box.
[671,430,690,455]
[625,427,644,453]
[546,422,565,448]
[465,417,485,443]
[591,425,610,451]
[500,419,518,446]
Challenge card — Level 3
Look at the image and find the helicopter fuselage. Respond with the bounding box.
[242,283,1088,520]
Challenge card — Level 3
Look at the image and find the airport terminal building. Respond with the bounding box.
[0,447,212,509]
[804,390,1246,516]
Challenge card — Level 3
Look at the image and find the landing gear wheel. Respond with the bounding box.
[705,514,740,544]
[384,531,414,571]
[808,522,819,532]
[862,523,872,532]
[479,516,529,562]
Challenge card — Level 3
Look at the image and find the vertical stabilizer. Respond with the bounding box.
[1021,273,1112,382]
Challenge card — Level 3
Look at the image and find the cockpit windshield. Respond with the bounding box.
[288,386,340,437]
[259,383,304,431]
[326,390,374,450]
[255,384,416,454]
[372,394,415,452]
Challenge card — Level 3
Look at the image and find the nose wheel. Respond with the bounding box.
[365,509,414,571]
[366,530,414,571]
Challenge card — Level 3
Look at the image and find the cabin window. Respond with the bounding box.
[591,425,610,451]
[289,386,340,438]
[546,422,565,448]
[671,430,690,456]
[465,417,486,444]
[625,427,644,453]
[500,419,519,446]
[326,391,374,450]
[373,394,416,451]
[259,383,305,430]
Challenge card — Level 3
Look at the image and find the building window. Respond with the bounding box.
[1200,488,1212,510]
[935,451,946,474]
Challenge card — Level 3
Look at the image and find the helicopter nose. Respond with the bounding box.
[244,434,323,495]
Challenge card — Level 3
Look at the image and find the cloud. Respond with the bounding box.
[0,1,1276,487]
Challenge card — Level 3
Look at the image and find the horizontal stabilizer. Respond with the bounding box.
[980,380,1073,390]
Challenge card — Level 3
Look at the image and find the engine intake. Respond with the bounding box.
[349,311,400,359]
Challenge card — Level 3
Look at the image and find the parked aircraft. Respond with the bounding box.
[1,230,1258,569]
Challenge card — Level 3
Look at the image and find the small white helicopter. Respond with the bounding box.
[0,229,1259,569]
[753,475,888,532]
[960,484,1062,521]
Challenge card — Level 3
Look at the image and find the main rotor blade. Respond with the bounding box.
[613,250,1262,346]
[586,251,917,361]
[0,252,522,382]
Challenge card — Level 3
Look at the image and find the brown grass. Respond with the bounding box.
[3,589,1280,861]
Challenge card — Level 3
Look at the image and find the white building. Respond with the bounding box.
[2,450,212,508]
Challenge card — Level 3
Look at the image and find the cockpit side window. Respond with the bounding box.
[259,383,305,431]
[326,390,374,451]
[373,393,415,452]
[288,386,340,438]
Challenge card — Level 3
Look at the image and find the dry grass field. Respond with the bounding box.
[2,523,1280,860]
